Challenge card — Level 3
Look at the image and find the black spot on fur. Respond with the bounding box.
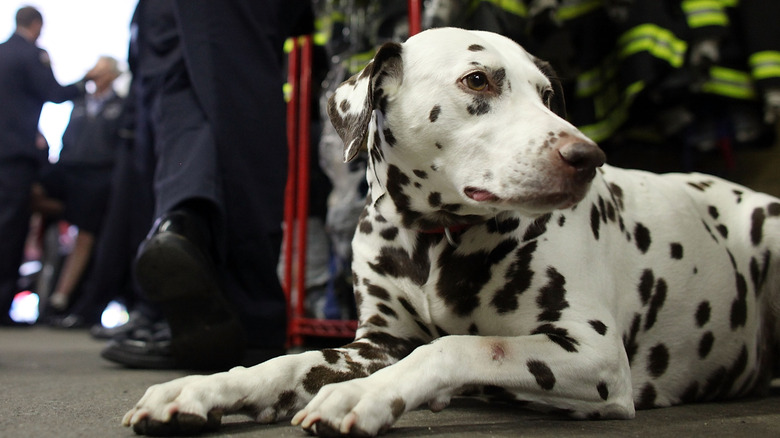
[428,192,442,208]
[398,297,418,317]
[413,169,428,179]
[597,382,610,401]
[700,345,749,400]
[359,219,373,234]
[377,303,398,318]
[644,278,667,331]
[366,282,391,301]
[750,251,771,294]
[523,213,552,241]
[366,314,388,327]
[533,323,579,352]
[730,273,748,329]
[750,207,765,245]
[492,241,535,313]
[537,267,568,322]
[429,105,441,122]
[380,227,399,241]
[467,97,491,115]
[368,237,434,286]
[623,313,642,364]
[302,365,368,395]
[708,206,720,219]
[699,331,714,359]
[716,224,729,239]
[670,243,683,259]
[636,383,657,409]
[647,344,670,378]
[438,239,517,316]
[273,390,298,418]
[363,331,423,360]
[487,217,521,234]
[527,360,556,390]
[383,128,396,146]
[468,44,485,51]
[589,320,608,336]
[322,349,340,364]
[634,223,651,253]
[638,269,654,305]
[695,301,711,327]
[590,204,601,240]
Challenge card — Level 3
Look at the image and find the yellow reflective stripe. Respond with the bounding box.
[557,0,603,21]
[718,0,739,8]
[346,50,375,75]
[580,81,645,143]
[681,0,729,27]
[749,51,780,80]
[478,0,527,17]
[701,66,756,99]
[618,24,687,67]
[576,59,618,98]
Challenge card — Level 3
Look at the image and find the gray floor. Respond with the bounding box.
[2,326,779,438]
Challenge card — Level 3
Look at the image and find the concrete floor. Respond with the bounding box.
[2,327,780,438]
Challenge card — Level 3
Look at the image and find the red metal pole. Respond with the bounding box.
[408,0,421,36]
[293,35,313,346]
[283,37,300,343]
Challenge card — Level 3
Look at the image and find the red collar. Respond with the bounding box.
[418,223,474,246]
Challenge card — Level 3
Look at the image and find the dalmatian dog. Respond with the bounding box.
[123,27,780,436]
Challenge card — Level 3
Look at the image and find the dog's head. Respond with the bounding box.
[328,27,605,227]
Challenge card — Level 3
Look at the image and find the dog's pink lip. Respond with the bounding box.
[464,187,501,202]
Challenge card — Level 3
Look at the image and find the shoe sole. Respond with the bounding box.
[135,232,246,370]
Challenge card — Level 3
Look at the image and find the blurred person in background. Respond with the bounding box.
[36,56,124,322]
[0,6,92,326]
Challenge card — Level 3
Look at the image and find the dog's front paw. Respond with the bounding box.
[291,378,406,437]
[122,375,224,436]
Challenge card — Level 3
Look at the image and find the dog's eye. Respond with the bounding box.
[463,72,489,91]
[541,87,553,107]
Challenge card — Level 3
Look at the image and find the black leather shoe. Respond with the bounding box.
[134,209,246,370]
[100,321,178,369]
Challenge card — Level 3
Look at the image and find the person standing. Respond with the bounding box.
[41,56,124,316]
[100,0,311,369]
[0,6,90,325]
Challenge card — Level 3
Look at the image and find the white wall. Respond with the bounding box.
[0,0,138,160]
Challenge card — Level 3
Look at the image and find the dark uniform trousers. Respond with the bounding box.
[136,0,297,348]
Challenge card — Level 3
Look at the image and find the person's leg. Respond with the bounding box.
[0,160,37,324]
[48,229,94,311]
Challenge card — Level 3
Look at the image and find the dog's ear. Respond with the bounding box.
[533,57,567,119]
[328,42,404,162]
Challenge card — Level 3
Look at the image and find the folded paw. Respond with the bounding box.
[122,375,223,435]
[291,378,407,437]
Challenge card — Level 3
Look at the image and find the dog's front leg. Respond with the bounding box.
[123,335,417,436]
[293,332,635,436]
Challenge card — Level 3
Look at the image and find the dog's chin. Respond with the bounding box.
[464,185,592,215]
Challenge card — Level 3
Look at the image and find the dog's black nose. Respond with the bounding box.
[558,141,606,174]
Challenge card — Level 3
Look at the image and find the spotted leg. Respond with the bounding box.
[292,332,635,436]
